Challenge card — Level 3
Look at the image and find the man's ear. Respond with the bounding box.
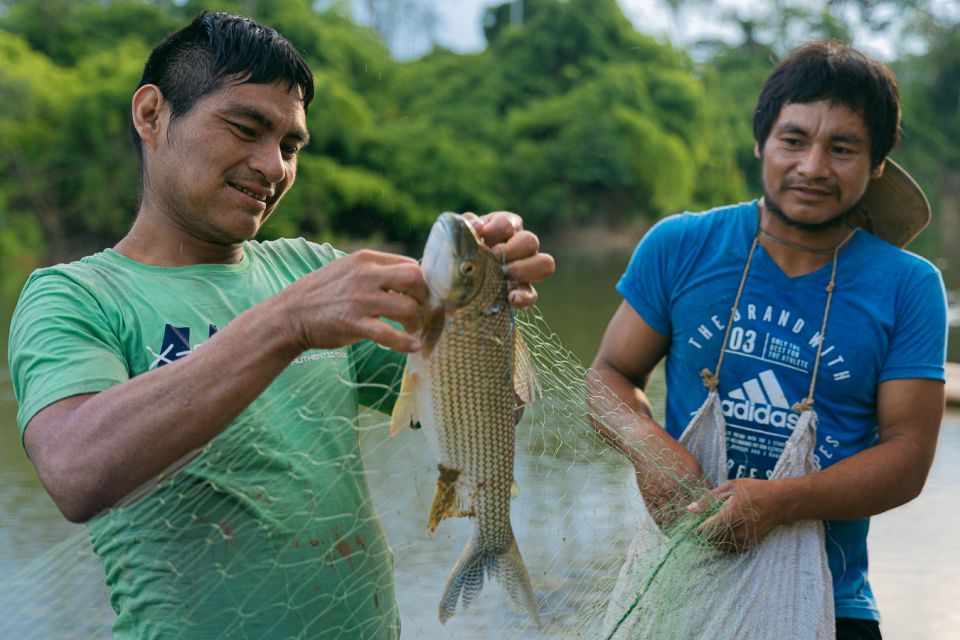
[131,85,167,151]
[870,159,886,180]
[754,142,761,159]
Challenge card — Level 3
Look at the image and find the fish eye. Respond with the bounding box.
[459,261,477,276]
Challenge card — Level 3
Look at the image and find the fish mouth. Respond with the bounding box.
[438,212,479,257]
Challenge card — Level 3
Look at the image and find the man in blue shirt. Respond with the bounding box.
[592,40,947,639]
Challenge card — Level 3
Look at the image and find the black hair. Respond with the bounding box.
[130,11,314,164]
[753,40,901,169]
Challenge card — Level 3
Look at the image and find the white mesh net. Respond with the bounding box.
[0,307,831,639]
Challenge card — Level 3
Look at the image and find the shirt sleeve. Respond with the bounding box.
[879,261,948,382]
[615,215,684,337]
[8,272,130,439]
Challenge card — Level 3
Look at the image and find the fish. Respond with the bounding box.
[390,211,542,626]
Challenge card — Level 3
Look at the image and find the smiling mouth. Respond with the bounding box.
[787,185,838,200]
[229,183,269,203]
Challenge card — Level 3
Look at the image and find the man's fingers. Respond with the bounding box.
[356,317,422,353]
[380,290,424,334]
[491,229,539,263]
[311,252,427,347]
[351,248,418,266]
[474,211,523,247]
[504,252,556,286]
[508,283,538,308]
[503,251,556,308]
[687,486,759,552]
[692,508,741,552]
[688,488,728,539]
[692,510,721,539]
[379,263,428,306]
[344,250,427,305]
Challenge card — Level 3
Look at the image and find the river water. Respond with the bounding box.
[0,247,957,638]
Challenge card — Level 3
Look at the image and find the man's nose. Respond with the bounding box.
[250,141,286,184]
[796,145,831,179]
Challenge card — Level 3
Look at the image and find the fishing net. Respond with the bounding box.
[0,306,831,639]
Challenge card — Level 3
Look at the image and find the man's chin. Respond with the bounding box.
[764,194,855,234]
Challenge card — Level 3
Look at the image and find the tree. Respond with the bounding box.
[0,0,178,65]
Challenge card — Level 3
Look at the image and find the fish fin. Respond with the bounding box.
[445,491,475,519]
[438,532,540,628]
[428,465,461,534]
[511,481,520,499]
[439,534,483,625]
[513,325,542,405]
[389,370,421,437]
[420,306,445,359]
[491,537,541,628]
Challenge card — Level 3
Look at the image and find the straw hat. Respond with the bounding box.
[849,158,931,248]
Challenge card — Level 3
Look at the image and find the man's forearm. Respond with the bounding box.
[26,293,304,522]
[588,366,706,523]
[777,436,937,524]
[778,379,943,526]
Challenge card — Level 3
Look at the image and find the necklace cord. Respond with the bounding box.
[700,233,760,392]
[793,227,858,412]
[759,228,841,256]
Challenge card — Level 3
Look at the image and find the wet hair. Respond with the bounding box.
[753,40,901,169]
[130,11,314,164]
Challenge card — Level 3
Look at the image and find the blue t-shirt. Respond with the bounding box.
[617,200,947,621]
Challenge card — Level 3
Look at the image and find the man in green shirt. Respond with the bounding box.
[8,11,554,639]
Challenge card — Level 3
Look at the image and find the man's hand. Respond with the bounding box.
[467,211,556,308]
[281,250,429,354]
[279,210,554,356]
[686,478,796,552]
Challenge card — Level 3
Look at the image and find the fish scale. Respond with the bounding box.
[428,272,515,548]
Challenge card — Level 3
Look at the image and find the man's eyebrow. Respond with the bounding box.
[775,122,864,145]
[222,103,310,144]
[775,122,809,136]
[829,132,865,145]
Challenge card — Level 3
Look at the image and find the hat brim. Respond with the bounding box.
[849,158,931,248]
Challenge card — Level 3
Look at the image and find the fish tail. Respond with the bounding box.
[492,537,541,628]
[438,533,541,628]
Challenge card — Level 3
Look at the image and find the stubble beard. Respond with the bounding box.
[762,185,860,235]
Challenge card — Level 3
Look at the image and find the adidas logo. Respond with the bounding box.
[721,369,800,429]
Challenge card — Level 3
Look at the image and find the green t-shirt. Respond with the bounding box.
[8,239,405,639]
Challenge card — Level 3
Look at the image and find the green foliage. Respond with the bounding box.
[891,19,960,264]
[0,210,42,298]
[272,154,426,245]
[54,40,147,238]
[364,118,500,217]
[0,0,178,66]
[307,71,377,162]
[482,0,688,112]
[0,28,146,258]
[0,30,75,255]
[697,40,778,198]
[0,0,956,276]
[501,62,705,227]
